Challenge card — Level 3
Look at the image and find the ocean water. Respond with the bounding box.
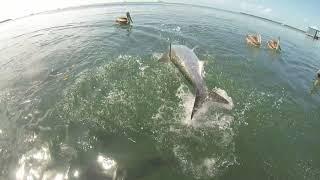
[0,3,320,180]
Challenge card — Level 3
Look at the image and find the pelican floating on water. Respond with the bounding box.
[310,69,320,94]
[116,12,133,25]
[267,37,281,51]
[316,70,320,86]
[246,34,262,47]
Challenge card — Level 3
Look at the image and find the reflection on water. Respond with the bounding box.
[97,154,117,177]
[15,142,80,180]
[116,24,133,36]
[16,144,51,180]
[73,170,80,178]
[53,173,63,180]
[310,79,320,95]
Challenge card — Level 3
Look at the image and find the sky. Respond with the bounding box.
[0,0,319,30]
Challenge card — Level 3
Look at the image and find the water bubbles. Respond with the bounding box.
[34,110,40,115]
[96,154,118,179]
[37,55,237,180]
[173,144,236,179]
[20,99,31,105]
[59,143,77,162]
[73,170,80,178]
[54,173,63,180]
[15,144,51,180]
[77,138,93,152]
[128,137,136,143]
[152,52,163,60]
[170,83,237,178]
[173,26,181,32]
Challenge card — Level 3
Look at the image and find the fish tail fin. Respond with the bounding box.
[209,90,229,104]
[208,88,234,109]
[191,89,206,119]
[191,88,233,119]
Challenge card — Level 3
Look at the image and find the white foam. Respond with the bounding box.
[16,143,51,180]
[191,110,234,132]
[151,104,165,120]
[117,54,132,60]
[201,157,219,176]
[152,52,163,60]
[175,84,194,125]
[135,59,149,75]
[176,84,234,127]
[173,26,181,32]
[172,145,229,178]
[172,145,189,172]
[20,99,31,105]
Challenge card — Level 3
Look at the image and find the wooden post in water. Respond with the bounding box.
[307,27,319,40]
[315,30,319,40]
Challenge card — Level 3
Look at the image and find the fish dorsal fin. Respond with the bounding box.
[191,89,206,119]
[209,90,229,104]
[191,88,233,119]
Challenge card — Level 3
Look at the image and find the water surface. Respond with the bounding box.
[0,3,320,180]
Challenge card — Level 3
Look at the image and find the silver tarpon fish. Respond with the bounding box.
[160,44,232,119]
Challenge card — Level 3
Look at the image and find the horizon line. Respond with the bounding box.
[0,1,308,32]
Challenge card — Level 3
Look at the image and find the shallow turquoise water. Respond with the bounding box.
[0,3,320,180]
